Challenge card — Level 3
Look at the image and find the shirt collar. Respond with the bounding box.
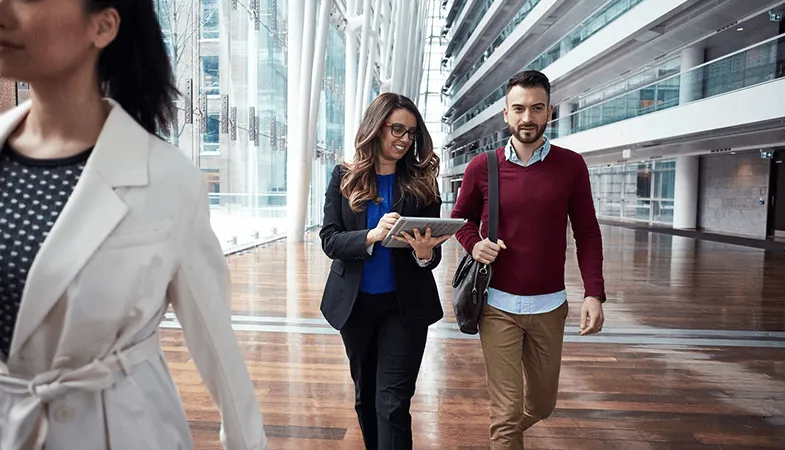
[504,135,551,164]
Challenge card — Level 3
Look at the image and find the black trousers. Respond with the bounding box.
[339,291,428,450]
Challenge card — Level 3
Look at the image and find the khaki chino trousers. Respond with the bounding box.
[478,301,569,450]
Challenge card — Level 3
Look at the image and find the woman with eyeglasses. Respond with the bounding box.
[320,93,448,450]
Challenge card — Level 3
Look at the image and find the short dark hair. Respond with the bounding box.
[506,70,551,104]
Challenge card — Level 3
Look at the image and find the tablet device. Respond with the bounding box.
[381,217,468,248]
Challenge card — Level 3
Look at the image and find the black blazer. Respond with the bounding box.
[319,164,444,330]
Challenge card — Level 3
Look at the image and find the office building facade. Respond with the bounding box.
[441,0,785,239]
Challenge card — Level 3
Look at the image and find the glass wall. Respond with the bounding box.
[419,1,450,201]
[152,0,346,250]
[449,0,541,95]
[445,0,470,30]
[588,160,675,225]
[308,20,347,229]
[548,33,785,139]
[445,0,497,61]
[447,128,508,169]
[449,0,645,132]
[575,56,681,109]
[448,32,785,167]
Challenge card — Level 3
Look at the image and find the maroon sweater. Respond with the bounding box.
[451,145,606,300]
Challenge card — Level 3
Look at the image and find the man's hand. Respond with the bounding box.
[471,238,507,264]
[579,297,604,335]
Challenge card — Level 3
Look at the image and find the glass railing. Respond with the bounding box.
[447,128,510,168]
[450,85,506,130]
[446,0,470,28]
[527,0,644,72]
[546,33,785,140]
[208,193,287,251]
[450,137,508,167]
[576,56,681,109]
[447,0,496,58]
[449,0,644,133]
[450,0,541,94]
[449,34,785,167]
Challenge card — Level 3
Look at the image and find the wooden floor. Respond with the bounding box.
[164,224,785,449]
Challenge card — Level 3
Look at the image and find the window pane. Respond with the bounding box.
[201,0,219,39]
[201,56,219,95]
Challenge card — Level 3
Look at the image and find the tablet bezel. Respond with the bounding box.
[380,216,468,248]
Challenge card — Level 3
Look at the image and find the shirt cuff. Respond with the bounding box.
[366,244,374,255]
[413,250,432,267]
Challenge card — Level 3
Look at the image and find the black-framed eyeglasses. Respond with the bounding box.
[384,121,420,141]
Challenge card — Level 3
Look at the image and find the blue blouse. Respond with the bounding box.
[360,173,396,294]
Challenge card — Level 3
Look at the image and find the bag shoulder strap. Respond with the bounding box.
[485,149,499,243]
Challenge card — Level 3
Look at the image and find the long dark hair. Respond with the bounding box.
[88,0,179,134]
[340,93,440,212]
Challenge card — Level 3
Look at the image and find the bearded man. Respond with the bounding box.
[451,70,607,450]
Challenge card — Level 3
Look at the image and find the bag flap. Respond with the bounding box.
[452,252,475,288]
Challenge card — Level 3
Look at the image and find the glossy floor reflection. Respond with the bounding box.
[165,225,785,449]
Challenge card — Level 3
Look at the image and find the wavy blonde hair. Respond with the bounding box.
[340,93,440,212]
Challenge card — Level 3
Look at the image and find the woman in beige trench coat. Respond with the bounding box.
[0,0,266,449]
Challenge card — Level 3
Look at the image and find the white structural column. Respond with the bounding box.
[218,0,237,193]
[389,0,408,94]
[413,4,425,104]
[185,0,201,163]
[353,0,374,127]
[287,0,318,242]
[359,0,385,118]
[401,1,419,98]
[410,1,427,100]
[679,46,705,105]
[673,155,700,229]
[414,1,427,99]
[379,0,398,92]
[305,0,333,229]
[672,46,704,231]
[287,0,334,242]
[344,0,359,161]
[397,1,411,95]
[390,0,409,94]
[559,38,571,59]
[307,0,333,164]
[558,102,572,138]
[342,0,429,157]
[287,0,304,165]
[286,0,305,240]
[286,0,431,241]
[247,12,259,217]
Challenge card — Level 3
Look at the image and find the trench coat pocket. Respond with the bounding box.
[103,369,164,450]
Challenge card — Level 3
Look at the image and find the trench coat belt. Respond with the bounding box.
[0,331,162,450]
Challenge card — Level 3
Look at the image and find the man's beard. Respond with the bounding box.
[509,122,546,145]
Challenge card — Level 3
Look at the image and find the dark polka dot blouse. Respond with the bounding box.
[0,142,91,360]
